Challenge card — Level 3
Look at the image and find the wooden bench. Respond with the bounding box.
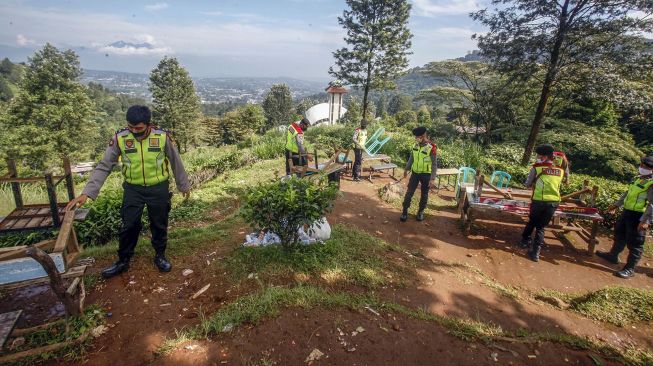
[369,163,398,181]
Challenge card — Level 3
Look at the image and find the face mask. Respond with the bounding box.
[536,158,544,163]
[639,167,653,176]
[132,130,146,138]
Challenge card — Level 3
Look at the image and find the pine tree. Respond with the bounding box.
[329,0,412,118]
[388,94,413,115]
[149,56,201,152]
[1,44,94,169]
[262,84,293,130]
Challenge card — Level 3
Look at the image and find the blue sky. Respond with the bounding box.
[0,0,486,79]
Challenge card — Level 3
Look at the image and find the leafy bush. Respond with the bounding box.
[74,188,123,246]
[540,119,642,181]
[562,173,627,227]
[240,177,338,251]
[0,230,54,248]
[303,124,353,154]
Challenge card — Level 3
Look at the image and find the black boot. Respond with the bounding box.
[518,237,531,249]
[154,254,172,272]
[615,267,635,279]
[596,251,619,265]
[416,210,425,221]
[528,247,541,262]
[101,259,130,279]
[400,209,408,222]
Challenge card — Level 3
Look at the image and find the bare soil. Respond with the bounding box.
[3,175,651,365]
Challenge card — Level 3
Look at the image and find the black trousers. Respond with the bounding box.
[402,173,431,212]
[353,148,363,179]
[608,209,646,269]
[521,201,558,250]
[285,149,306,176]
[118,181,171,261]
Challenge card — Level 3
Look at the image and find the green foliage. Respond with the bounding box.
[417,106,431,125]
[540,119,642,181]
[0,44,95,169]
[395,110,417,126]
[247,131,285,160]
[240,177,338,250]
[388,93,413,115]
[74,189,123,246]
[0,230,54,249]
[329,0,413,115]
[262,84,293,130]
[303,124,353,154]
[149,56,201,152]
[203,105,265,146]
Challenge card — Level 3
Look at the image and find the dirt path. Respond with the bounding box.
[34,176,651,366]
[326,177,653,349]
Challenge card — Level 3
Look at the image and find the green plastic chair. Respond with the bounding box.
[490,171,511,188]
[364,127,392,155]
[455,167,477,200]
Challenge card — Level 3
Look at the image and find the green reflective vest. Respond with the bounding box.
[532,163,563,202]
[624,178,653,212]
[411,143,434,174]
[117,129,170,186]
[285,123,301,153]
[355,128,367,148]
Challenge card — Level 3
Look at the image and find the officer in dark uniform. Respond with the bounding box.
[66,105,191,278]
[596,155,653,278]
[400,126,437,222]
[518,144,564,262]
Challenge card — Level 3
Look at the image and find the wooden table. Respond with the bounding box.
[0,310,21,348]
[434,168,460,190]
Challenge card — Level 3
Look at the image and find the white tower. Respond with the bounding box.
[326,82,348,125]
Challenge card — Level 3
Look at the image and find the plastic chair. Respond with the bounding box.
[489,171,511,188]
[364,127,392,155]
[455,167,477,200]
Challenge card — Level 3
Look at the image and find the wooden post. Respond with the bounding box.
[63,157,75,201]
[588,221,599,255]
[6,159,23,208]
[25,246,81,316]
[44,173,60,227]
[314,148,318,169]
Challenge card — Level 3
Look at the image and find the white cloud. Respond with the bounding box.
[411,26,480,65]
[145,2,168,11]
[412,0,480,16]
[99,44,171,56]
[16,34,35,46]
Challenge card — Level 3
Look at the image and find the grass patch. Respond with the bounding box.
[4,305,105,365]
[224,224,409,288]
[568,286,653,327]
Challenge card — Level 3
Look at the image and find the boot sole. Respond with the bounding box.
[101,266,129,279]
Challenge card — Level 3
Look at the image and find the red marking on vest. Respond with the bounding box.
[291,123,303,134]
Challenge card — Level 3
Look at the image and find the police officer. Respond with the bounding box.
[285,118,312,176]
[351,119,368,182]
[65,105,191,278]
[596,156,653,278]
[400,126,437,222]
[552,150,571,184]
[518,144,564,262]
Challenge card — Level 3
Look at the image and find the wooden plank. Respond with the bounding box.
[66,277,81,296]
[6,159,23,208]
[0,240,56,262]
[0,310,22,347]
[54,211,75,253]
[0,252,66,286]
[0,265,87,290]
[11,319,65,337]
[63,157,75,201]
[26,246,80,316]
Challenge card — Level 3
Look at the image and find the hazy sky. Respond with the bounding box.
[0,0,487,79]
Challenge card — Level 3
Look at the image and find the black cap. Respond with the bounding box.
[642,156,653,168]
[412,126,427,137]
[126,105,151,125]
[360,119,368,127]
[300,118,311,126]
[535,144,554,156]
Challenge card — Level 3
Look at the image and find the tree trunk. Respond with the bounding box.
[362,60,372,120]
[26,246,81,316]
[520,0,570,165]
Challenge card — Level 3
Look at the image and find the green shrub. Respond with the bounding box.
[248,131,285,160]
[0,230,54,248]
[436,140,485,170]
[240,177,338,251]
[562,173,627,227]
[303,124,353,154]
[74,188,123,246]
[540,119,642,181]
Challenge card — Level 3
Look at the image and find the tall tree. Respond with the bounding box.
[329,0,412,118]
[262,84,293,130]
[149,56,201,152]
[387,94,413,115]
[1,44,94,169]
[473,0,653,164]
